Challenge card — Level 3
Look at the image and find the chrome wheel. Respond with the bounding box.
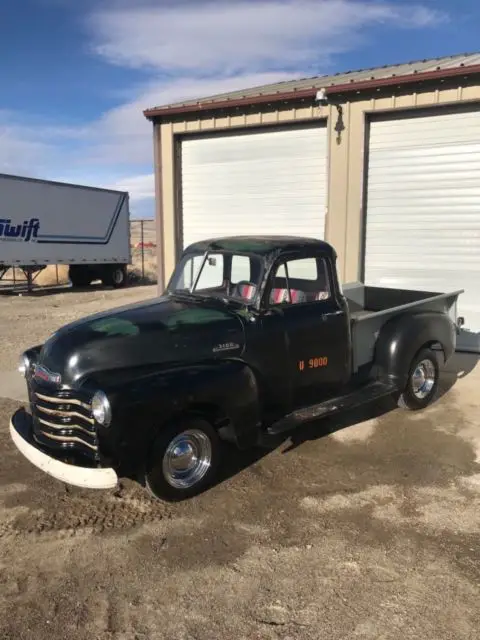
[411,358,436,399]
[162,429,212,489]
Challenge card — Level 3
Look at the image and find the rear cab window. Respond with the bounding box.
[231,255,252,283]
[269,255,331,306]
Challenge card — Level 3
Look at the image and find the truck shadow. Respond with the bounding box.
[214,350,479,489]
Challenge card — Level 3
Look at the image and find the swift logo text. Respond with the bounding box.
[0,218,40,242]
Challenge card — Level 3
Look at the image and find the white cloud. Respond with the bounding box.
[1,0,447,219]
[89,0,445,74]
[0,112,57,176]
[103,172,155,218]
[81,70,299,167]
[80,0,446,170]
[105,173,154,200]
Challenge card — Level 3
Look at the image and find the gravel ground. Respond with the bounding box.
[0,284,479,640]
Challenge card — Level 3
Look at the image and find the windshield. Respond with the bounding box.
[167,250,264,304]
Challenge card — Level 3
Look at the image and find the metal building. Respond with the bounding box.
[144,52,480,352]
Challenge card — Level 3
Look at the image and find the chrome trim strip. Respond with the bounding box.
[36,404,94,425]
[40,431,98,451]
[35,392,91,411]
[37,417,96,438]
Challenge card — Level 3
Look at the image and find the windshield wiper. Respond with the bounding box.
[194,293,230,305]
[170,290,229,305]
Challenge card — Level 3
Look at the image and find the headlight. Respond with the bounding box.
[91,390,112,427]
[18,353,30,377]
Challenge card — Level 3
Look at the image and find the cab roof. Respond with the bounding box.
[185,235,336,258]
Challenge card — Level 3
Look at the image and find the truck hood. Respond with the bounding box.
[37,294,246,387]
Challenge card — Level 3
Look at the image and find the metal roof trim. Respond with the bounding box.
[143,87,318,119]
[143,61,480,121]
[326,62,480,93]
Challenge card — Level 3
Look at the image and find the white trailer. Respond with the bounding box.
[0,173,131,288]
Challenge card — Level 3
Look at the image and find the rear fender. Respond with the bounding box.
[373,312,455,387]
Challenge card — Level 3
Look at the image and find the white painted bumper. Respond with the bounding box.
[9,411,118,490]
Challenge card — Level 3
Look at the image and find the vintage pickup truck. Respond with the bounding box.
[10,236,464,501]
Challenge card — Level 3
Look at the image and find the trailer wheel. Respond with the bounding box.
[145,418,221,502]
[398,348,439,411]
[102,265,127,288]
[69,266,92,288]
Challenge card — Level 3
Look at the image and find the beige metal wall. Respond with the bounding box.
[153,82,480,290]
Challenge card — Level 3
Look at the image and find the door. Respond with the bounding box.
[365,107,480,353]
[266,253,350,408]
[180,123,328,248]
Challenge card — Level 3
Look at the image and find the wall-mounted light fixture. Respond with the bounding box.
[315,88,345,144]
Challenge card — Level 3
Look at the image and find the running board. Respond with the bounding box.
[267,381,396,436]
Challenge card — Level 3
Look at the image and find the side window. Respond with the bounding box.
[196,254,224,290]
[269,256,331,306]
[231,255,251,283]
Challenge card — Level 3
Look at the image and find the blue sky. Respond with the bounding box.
[1,0,479,219]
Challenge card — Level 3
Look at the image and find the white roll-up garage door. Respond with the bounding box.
[180,123,328,249]
[364,108,480,353]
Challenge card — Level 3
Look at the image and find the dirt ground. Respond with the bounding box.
[0,284,479,640]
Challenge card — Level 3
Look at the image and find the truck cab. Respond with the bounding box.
[169,237,351,419]
[10,236,462,502]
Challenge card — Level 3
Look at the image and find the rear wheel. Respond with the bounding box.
[101,265,127,288]
[398,347,439,411]
[145,418,221,501]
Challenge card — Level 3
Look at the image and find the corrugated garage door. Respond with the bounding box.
[180,124,328,248]
[364,108,480,353]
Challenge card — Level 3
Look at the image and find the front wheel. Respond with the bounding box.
[145,418,221,501]
[397,347,439,411]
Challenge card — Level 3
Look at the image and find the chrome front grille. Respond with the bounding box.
[31,388,99,459]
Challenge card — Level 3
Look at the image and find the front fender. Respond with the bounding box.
[162,359,262,448]
[87,359,262,466]
[374,311,456,387]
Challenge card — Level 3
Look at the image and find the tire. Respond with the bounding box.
[102,265,127,288]
[397,347,439,411]
[145,418,221,502]
[69,266,92,288]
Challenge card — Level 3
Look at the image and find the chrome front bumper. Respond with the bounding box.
[10,408,118,490]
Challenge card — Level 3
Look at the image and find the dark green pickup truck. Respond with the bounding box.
[10,236,464,501]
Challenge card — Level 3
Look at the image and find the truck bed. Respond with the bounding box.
[343,282,463,372]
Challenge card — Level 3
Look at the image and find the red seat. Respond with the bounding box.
[237,283,257,300]
[270,288,306,304]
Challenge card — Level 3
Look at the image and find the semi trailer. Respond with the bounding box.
[0,173,131,289]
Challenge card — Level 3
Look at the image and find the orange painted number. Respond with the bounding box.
[309,357,328,369]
